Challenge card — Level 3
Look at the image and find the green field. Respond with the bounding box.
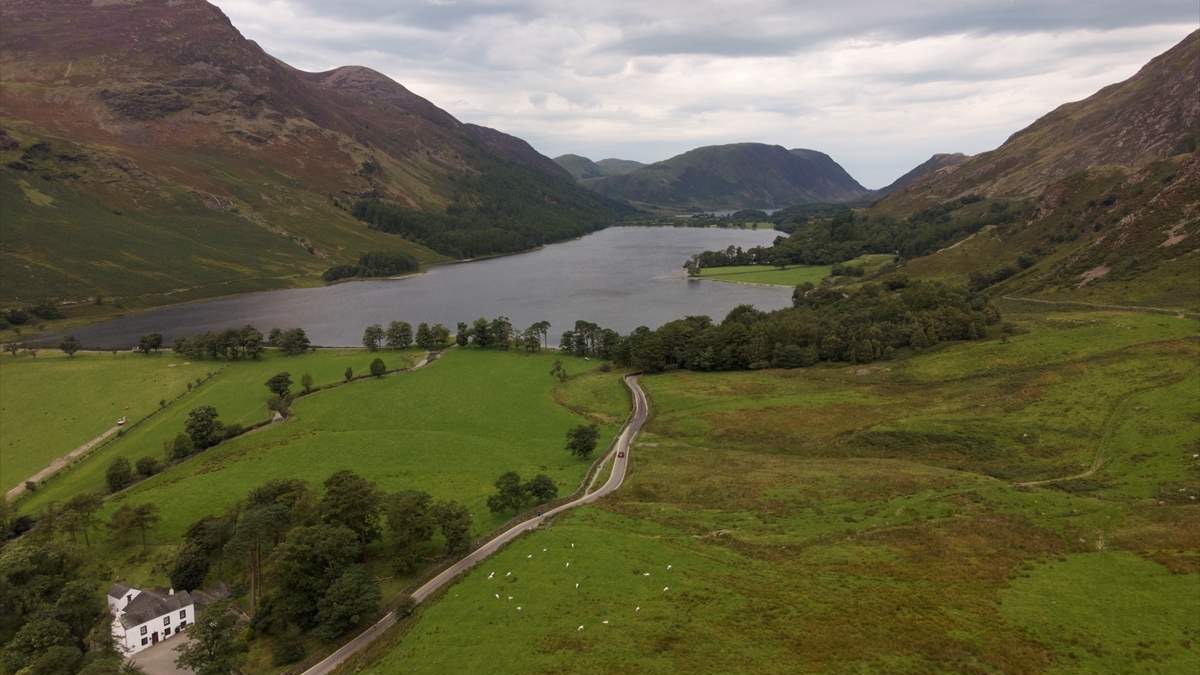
[16,348,423,513]
[698,253,894,286]
[0,350,211,491]
[350,310,1200,675]
[89,350,626,541]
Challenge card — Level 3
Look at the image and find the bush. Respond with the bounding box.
[369,358,386,378]
[105,458,134,493]
[135,457,161,477]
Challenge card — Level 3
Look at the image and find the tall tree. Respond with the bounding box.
[319,471,382,545]
[315,566,380,639]
[107,503,160,549]
[267,524,360,627]
[432,501,472,556]
[174,601,246,675]
[58,493,102,545]
[105,458,133,493]
[362,325,384,352]
[486,471,527,514]
[415,323,433,350]
[385,321,413,350]
[185,406,225,449]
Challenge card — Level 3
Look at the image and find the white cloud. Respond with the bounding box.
[213,1,1195,188]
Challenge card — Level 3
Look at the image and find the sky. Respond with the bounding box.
[213,1,1196,188]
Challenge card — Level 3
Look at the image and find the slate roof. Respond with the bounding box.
[107,582,131,599]
[119,588,194,629]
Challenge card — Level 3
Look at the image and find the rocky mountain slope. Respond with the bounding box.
[0,0,623,305]
[876,153,970,197]
[586,143,869,210]
[894,30,1200,309]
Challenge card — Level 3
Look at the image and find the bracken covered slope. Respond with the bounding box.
[0,0,621,304]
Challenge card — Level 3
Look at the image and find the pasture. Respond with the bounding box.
[349,309,1200,675]
[697,253,893,286]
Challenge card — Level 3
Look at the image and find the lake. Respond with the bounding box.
[61,227,794,348]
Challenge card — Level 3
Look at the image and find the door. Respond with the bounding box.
[151,632,159,644]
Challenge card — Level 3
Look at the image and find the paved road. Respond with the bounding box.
[300,373,649,675]
[5,424,120,502]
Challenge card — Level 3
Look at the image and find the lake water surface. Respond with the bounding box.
[64,227,794,348]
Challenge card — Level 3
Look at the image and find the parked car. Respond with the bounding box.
[617,451,625,458]
[117,416,127,426]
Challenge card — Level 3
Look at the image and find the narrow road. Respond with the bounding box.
[301,374,649,675]
[5,424,120,502]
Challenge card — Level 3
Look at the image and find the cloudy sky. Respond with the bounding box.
[214,1,1196,188]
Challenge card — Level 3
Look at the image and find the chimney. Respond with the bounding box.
[169,588,175,596]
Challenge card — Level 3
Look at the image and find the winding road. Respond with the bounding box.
[300,374,649,675]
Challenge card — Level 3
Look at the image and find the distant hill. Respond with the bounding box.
[0,0,626,305]
[892,30,1200,309]
[587,143,869,209]
[554,154,644,181]
[876,153,970,196]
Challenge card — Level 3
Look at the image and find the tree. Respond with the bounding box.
[415,323,433,350]
[525,474,558,503]
[1,616,74,673]
[431,323,451,348]
[315,566,381,639]
[486,472,527,514]
[185,406,224,449]
[320,471,382,545]
[165,432,195,460]
[135,456,162,477]
[301,372,314,394]
[369,357,387,378]
[58,493,102,545]
[241,325,265,359]
[386,321,413,350]
[174,601,246,675]
[276,328,311,356]
[108,503,160,548]
[362,324,384,351]
[565,424,599,459]
[344,366,353,382]
[470,318,492,348]
[53,578,104,638]
[58,336,81,357]
[136,333,163,355]
[384,490,434,572]
[105,457,134,493]
[227,504,290,612]
[265,372,292,398]
[455,322,470,347]
[432,500,472,555]
[267,524,360,627]
[530,320,551,348]
[549,360,568,383]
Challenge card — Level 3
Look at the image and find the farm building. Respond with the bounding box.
[107,583,195,655]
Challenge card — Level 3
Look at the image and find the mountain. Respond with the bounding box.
[892,30,1200,309]
[882,30,1200,212]
[554,154,645,181]
[595,158,645,176]
[587,143,869,209]
[876,153,970,196]
[0,0,625,306]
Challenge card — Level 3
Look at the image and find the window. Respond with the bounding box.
[179,609,187,619]
[141,638,148,646]
[163,615,171,625]
[164,627,171,636]
[140,626,147,636]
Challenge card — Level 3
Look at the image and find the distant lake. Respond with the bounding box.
[61,227,794,348]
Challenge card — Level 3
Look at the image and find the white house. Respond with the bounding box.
[107,583,195,655]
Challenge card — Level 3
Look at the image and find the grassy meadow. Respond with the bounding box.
[0,350,211,491]
[348,309,1200,675]
[698,253,894,286]
[16,348,419,514]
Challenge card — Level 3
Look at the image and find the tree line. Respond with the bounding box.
[611,278,1000,373]
[362,321,450,352]
[323,251,420,283]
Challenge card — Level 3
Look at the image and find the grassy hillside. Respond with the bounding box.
[0,0,623,310]
[15,349,415,513]
[347,309,1199,675]
[0,350,211,492]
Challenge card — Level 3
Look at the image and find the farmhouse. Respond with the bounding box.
[107,583,195,655]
